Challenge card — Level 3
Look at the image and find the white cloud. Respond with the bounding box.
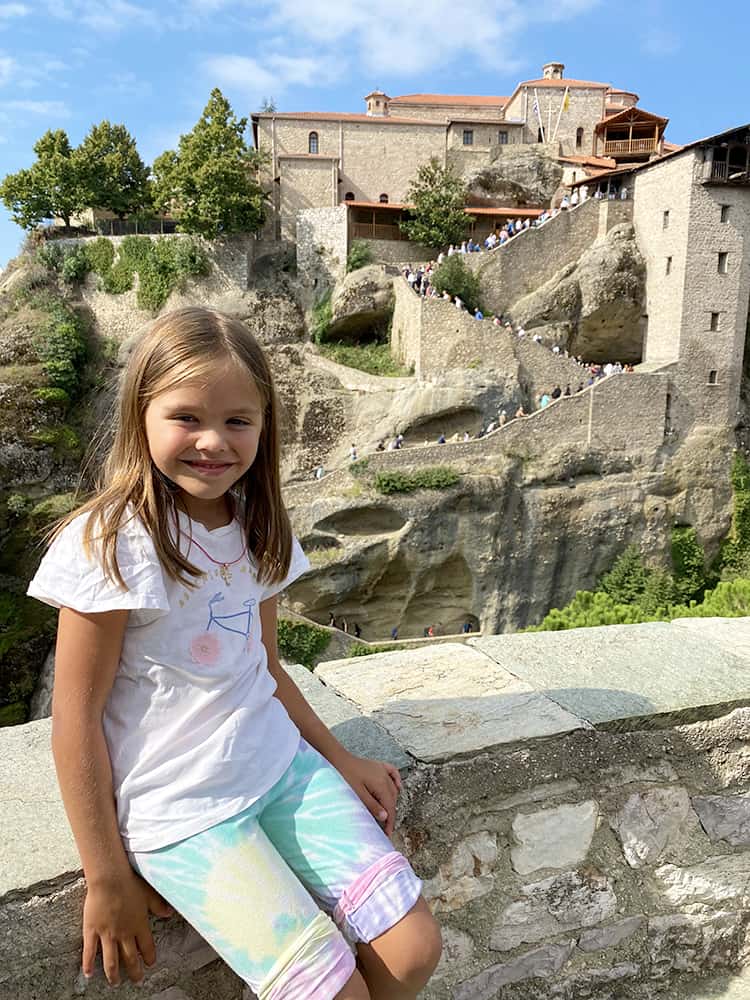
[0,54,14,85]
[43,0,160,32]
[0,3,30,20]
[3,98,70,116]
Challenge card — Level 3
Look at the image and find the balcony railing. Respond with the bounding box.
[603,137,657,156]
[352,222,410,241]
[707,161,750,184]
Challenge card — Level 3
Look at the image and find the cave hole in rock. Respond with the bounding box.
[300,532,342,551]
[406,408,483,444]
[315,505,406,536]
[402,553,475,638]
[312,553,412,640]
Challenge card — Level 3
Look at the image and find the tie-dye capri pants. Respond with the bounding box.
[130,738,423,1000]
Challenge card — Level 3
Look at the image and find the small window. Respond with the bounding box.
[379,193,388,204]
[537,128,544,143]
[708,370,718,385]
[663,210,670,229]
[710,312,720,331]
[576,127,584,150]
[463,129,474,146]
[720,205,730,223]
[572,172,577,183]
[344,191,354,201]
[375,100,381,107]
[718,252,729,274]
[308,131,319,154]
[498,130,508,145]
[666,256,672,275]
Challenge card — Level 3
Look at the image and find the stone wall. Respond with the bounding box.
[392,276,594,399]
[296,206,348,290]
[278,157,337,241]
[502,86,608,156]
[5,619,750,999]
[357,238,434,265]
[473,198,633,315]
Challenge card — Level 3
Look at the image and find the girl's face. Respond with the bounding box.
[144,362,264,525]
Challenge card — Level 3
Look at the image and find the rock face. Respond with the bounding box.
[286,424,733,638]
[463,146,564,207]
[327,264,394,339]
[509,223,646,362]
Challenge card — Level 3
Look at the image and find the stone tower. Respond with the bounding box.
[542,62,565,80]
[365,90,390,116]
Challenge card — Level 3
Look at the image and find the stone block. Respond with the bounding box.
[453,941,576,1000]
[430,927,475,983]
[510,800,598,875]
[610,786,703,868]
[470,619,750,728]
[655,854,750,908]
[491,869,617,951]
[692,793,750,846]
[285,663,411,769]
[423,831,497,913]
[315,644,586,763]
[577,915,644,953]
[648,911,743,976]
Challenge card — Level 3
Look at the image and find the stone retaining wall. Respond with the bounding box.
[474,198,633,315]
[4,619,750,999]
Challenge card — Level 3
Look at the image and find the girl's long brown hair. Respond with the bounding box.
[54,306,292,589]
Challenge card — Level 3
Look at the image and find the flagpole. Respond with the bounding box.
[548,100,552,145]
[534,88,545,143]
[552,86,569,142]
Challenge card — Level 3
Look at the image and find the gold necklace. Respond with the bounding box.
[188,534,248,586]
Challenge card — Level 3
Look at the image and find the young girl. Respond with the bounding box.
[28,307,441,999]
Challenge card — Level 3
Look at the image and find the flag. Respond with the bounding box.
[532,98,539,116]
[562,90,570,112]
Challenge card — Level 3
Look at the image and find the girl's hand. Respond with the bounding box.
[82,870,173,986]
[335,752,402,837]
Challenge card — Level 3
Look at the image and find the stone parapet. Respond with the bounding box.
[4,619,750,998]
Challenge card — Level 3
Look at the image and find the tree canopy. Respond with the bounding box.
[399,158,473,250]
[0,129,84,229]
[152,88,267,238]
[76,121,150,220]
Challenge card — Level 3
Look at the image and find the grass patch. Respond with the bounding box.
[310,291,333,344]
[308,547,341,566]
[349,642,400,656]
[318,341,412,377]
[374,467,460,495]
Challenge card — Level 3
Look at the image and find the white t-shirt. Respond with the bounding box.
[28,509,310,852]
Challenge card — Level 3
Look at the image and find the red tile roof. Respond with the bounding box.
[390,94,508,106]
[345,200,541,216]
[254,111,445,127]
[559,154,617,168]
[517,78,610,89]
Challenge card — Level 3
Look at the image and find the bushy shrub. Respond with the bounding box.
[85,237,115,277]
[349,643,399,656]
[101,258,135,294]
[5,494,28,517]
[374,467,460,495]
[60,246,90,283]
[33,307,88,397]
[310,291,333,344]
[430,255,482,312]
[277,618,331,669]
[670,526,707,603]
[32,386,70,406]
[346,240,374,273]
[36,242,65,273]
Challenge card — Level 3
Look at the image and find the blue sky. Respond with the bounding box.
[0,0,748,268]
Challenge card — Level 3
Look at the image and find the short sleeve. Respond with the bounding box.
[258,537,310,603]
[27,512,170,623]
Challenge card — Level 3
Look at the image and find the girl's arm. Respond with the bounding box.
[260,597,402,836]
[52,607,171,987]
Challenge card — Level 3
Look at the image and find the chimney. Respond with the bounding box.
[542,62,565,80]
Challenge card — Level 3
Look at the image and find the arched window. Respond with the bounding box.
[379,193,389,203]
[308,131,319,154]
[576,127,584,150]
[344,191,355,201]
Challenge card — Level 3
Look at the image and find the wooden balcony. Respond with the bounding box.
[705,160,750,185]
[603,137,657,156]
[352,222,410,241]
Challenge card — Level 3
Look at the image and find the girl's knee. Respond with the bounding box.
[402,912,442,988]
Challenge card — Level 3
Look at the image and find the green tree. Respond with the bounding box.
[0,129,83,229]
[430,254,482,311]
[76,121,150,220]
[399,157,473,250]
[152,89,266,238]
